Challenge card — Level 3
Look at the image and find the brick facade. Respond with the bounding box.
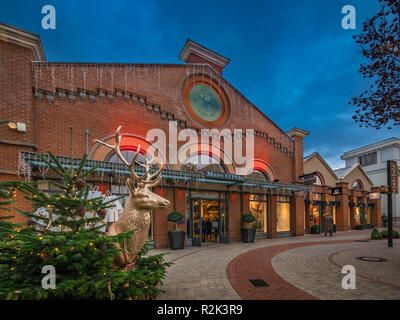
[0,24,308,248]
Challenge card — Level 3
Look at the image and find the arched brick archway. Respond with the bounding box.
[90,133,167,164]
[244,159,276,181]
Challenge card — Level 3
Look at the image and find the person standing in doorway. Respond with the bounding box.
[211,217,218,241]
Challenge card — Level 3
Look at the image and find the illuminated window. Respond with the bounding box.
[277,196,291,232]
[249,194,267,233]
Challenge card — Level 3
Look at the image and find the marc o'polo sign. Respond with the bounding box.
[203,171,245,182]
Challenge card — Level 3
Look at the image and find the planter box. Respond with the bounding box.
[310,227,320,234]
[355,225,364,230]
[241,228,256,243]
[333,225,336,233]
[168,231,186,250]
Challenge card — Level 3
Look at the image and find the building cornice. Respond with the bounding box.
[179,39,230,69]
[341,137,400,160]
[286,127,309,138]
[0,22,46,61]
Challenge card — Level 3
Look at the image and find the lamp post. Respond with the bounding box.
[387,160,399,248]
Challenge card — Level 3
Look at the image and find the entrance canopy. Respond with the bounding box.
[21,151,310,193]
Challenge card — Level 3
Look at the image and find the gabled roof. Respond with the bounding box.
[334,164,374,186]
[303,152,339,180]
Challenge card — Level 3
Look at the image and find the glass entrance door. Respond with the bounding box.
[190,194,229,246]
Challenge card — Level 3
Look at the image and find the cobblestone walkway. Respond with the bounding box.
[152,230,382,300]
[271,240,400,299]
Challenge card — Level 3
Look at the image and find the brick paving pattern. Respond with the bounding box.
[227,240,356,300]
[152,230,377,300]
[271,240,400,299]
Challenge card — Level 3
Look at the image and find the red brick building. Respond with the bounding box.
[1,23,311,248]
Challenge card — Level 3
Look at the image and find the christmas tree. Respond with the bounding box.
[0,151,170,300]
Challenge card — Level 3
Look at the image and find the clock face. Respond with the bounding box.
[189,84,222,122]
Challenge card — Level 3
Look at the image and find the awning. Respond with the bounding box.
[21,151,311,193]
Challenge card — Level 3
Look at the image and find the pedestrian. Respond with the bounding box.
[381,214,387,227]
[211,217,218,241]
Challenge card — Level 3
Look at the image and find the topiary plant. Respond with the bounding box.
[241,213,256,229]
[371,228,382,240]
[167,211,184,232]
[380,229,400,239]
[242,212,256,223]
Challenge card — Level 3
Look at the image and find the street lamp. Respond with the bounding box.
[0,120,17,129]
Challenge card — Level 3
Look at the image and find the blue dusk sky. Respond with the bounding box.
[2,0,399,169]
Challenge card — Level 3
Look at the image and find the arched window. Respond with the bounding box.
[352,180,363,191]
[181,154,226,173]
[106,150,145,165]
[247,169,270,181]
[314,173,324,186]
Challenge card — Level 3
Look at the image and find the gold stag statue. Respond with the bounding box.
[94,126,170,268]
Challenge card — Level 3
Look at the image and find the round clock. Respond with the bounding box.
[189,84,222,122]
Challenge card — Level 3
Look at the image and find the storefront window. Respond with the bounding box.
[355,207,362,225]
[249,194,267,233]
[366,206,372,225]
[332,206,336,224]
[312,205,320,226]
[277,196,290,232]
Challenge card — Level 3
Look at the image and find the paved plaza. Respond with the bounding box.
[150,230,400,300]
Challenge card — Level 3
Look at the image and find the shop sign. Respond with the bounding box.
[203,171,245,182]
[380,185,390,194]
[388,160,399,194]
[331,187,343,195]
[369,192,380,200]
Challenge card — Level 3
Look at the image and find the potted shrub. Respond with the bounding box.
[241,212,256,243]
[333,224,337,233]
[167,211,186,250]
[371,228,382,240]
[310,224,320,234]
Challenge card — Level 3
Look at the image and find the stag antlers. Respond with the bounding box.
[93,126,163,188]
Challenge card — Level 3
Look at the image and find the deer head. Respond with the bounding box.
[94,126,170,210]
